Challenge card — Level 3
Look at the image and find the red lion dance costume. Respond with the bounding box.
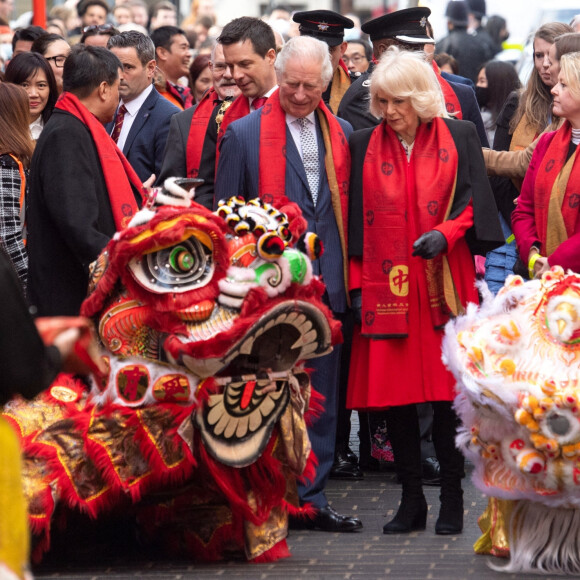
[4,180,341,565]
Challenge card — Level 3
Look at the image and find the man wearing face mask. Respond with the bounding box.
[157,41,241,209]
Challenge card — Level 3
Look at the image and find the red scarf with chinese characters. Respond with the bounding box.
[56,92,142,230]
[258,88,351,291]
[185,87,217,178]
[534,122,580,256]
[432,61,462,120]
[361,118,460,337]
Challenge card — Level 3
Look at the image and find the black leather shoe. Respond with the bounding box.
[383,495,427,534]
[422,456,441,486]
[310,505,363,532]
[330,450,364,480]
[345,446,358,465]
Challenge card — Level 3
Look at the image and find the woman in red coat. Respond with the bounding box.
[512,51,580,278]
[347,46,502,536]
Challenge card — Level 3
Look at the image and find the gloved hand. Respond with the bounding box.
[412,230,448,259]
[350,288,362,326]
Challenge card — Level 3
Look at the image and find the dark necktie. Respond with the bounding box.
[297,117,319,205]
[252,96,267,110]
[111,104,128,143]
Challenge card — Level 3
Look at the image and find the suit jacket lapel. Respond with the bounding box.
[123,87,158,153]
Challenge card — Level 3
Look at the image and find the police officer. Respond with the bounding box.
[292,9,355,113]
[337,6,489,147]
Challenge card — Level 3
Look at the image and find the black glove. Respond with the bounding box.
[350,288,362,326]
[412,230,448,260]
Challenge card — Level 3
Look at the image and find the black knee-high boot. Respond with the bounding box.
[432,401,464,535]
[383,404,426,534]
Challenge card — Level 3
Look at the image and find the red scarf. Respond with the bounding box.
[534,121,580,253]
[216,95,250,168]
[432,61,462,120]
[258,89,351,289]
[56,92,143,230]
[185,87,217,178]
[361,118,459,337]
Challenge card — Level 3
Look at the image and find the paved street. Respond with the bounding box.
[33,464,569,580]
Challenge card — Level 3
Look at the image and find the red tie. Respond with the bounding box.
[252,96,267,110]
[111,104,127,143]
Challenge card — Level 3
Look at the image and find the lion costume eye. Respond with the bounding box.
[128,235,214,293]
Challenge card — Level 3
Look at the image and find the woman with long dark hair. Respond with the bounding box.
[4,52,59,140]
[31,33,71,94]
[475,60,521,146]
[0,83,35,291]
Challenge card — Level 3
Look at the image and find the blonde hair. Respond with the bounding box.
[559,52,580,99]
[369,46,446,122]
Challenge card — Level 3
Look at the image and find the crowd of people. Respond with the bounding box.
[3,0,580,575]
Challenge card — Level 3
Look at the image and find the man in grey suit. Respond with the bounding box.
[106,31,180,182]
[215,36,362,533]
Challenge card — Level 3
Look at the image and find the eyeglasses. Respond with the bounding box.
[82,23,115,34]
[45,55,67,68]
[211,63,229,73]
[343,54,367,64]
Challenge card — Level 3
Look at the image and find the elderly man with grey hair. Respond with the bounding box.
[214,35,361,533]
[105,30,180,182]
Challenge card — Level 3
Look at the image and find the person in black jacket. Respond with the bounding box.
[436,0,493,84]
[337,7,489,146]
[27,45,143,317]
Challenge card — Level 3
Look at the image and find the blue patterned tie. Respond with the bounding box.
[297,117,319,205]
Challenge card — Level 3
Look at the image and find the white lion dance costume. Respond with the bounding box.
[444,267,580,575]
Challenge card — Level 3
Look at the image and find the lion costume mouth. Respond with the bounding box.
[165,300,331,468]
[166,300,332,379]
